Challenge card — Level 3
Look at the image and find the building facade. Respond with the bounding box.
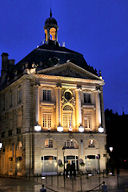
[0,12,107,176]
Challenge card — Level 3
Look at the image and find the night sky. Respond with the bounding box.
[0,0,128,114]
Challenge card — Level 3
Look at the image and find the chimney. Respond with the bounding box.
[1,52,9,71]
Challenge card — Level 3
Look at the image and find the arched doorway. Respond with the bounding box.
[63,139,79,171]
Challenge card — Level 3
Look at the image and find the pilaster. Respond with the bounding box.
[96,91,101,129]
[23,79,32,132]
[75,88,82,128]
[56,85,62,127]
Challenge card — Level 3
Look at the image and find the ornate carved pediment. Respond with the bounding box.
[38,62,101,80]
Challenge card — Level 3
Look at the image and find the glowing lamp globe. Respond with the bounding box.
[98,126,104,133]
[34,124,41,132]
[57,125,63,132]
[79,125,84,132]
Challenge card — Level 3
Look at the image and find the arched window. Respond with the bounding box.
[45,139,53,148]
[63,105,73,131]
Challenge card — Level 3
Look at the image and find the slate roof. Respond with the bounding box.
[16,40,98,76]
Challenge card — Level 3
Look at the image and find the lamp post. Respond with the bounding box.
[62,146,66,191]
[62,147,65,177]
[109,146,114,175]
[96,154,100,191]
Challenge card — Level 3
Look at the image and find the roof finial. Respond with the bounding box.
[50,8,52,17]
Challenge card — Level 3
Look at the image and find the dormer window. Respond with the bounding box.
[84,93,91,104]
[43,90,51,102]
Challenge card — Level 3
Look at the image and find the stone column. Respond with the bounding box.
[76,88,82,128]
[56,86,62,127]
[35,85,39,124]
[23,79,32,132]
[100,86,105,132]
[96,91,101,129]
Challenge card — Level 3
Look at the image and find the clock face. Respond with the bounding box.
[64,91,72,101]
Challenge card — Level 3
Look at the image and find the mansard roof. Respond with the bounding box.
[16,40,98,75]
[0,41,101,89]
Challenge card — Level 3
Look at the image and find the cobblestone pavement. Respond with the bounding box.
[0,170,128,192]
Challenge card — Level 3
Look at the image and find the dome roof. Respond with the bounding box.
[44,10,58,29]
[45,17,58,26]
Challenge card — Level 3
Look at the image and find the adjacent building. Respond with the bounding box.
[0,12,107,176]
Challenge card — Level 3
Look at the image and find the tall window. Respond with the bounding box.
[63,105,73,131]
[17,87,22,104]
[10,91,12,107]
[43,90,51,101]
[84,117,91,129]
[17,110,22,128]
[45,139,53,148]
[84,93,91,104]
[43,113,52,129]
[64,139,78,149]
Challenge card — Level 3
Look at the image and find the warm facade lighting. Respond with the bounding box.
[57,125,63,132]
[34,124,41,132]
[98,126,104,133]
[79,125,84,132]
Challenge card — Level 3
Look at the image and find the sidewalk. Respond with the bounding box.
[0,170,128,192]
[37,170,128,192]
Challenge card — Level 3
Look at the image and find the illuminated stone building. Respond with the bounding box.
[0,12,107,176]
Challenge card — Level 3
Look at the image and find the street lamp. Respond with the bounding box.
[79,125,84,132]
[109,147,113,152]
[34,124,41,131]
[57,124,63,132]
[96,154,100,191]
[98,126,104,133]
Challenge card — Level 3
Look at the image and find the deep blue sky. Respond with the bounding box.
[0,0,128,114]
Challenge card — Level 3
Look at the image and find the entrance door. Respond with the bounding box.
[65,156,78,171]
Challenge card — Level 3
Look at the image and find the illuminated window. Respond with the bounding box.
[88,139,95,148]
[50,27,56,41]
[64,139,78,149]
[84,93,91,104]
[43,113,51,129]
[17,111,22,128]
[43,90,51,101]
[84,117,91,129]
[17,141,22,150]
[63,105,73,131]
[45,139,53,148]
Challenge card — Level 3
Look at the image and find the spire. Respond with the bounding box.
[50,8,52,18]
